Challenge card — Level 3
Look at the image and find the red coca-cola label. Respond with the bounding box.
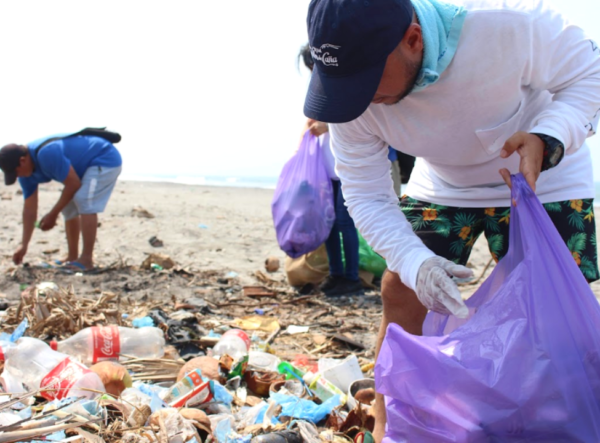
[224,329,250,350]
[40,357,92,400]
[92,326,121,363]
[0,346,4,362]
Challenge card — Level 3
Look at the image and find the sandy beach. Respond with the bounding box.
[0,180,286,298]
[1,178,600,304]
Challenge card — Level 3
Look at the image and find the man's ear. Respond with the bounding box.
[403,23,423,54]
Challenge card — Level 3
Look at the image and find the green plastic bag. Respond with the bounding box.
[341,231,387,278]
[357,232,387,277]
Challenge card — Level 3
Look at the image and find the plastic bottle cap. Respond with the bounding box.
[50,340,58,351]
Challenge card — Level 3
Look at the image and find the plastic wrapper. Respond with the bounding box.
[270,392,341,424]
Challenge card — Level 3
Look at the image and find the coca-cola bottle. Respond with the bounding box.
[0,340,16,361]
[4,337,104,400]
[212,329,250,361]
[50,326,165,365]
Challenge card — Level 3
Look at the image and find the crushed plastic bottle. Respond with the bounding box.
[160,369,214,407]
[4,337,104,400]
[213,329,250,361]
[50,326,165,365]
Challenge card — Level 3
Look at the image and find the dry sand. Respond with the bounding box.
[0,178,599,302]
[0,180,286,299]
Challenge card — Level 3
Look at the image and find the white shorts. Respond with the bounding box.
[62,166,122,221]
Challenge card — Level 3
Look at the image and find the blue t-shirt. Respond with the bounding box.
[19,135,122,199]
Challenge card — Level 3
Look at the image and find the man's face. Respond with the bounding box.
[15,155,33,177]
[372,56,422,105]
[371,23,424,106]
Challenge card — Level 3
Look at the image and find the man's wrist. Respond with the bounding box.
[530,133,565,172]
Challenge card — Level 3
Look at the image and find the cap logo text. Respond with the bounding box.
[311,43,341,67]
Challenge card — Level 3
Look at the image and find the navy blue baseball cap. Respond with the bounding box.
[304,0,414,123]
[0,144,26,185]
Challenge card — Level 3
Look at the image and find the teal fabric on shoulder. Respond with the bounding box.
[411,0,467,92]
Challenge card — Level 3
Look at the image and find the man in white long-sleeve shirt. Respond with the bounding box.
[304,0,600,440]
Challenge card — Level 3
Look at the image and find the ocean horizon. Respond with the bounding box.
[119,173,600,206]
[119,173,279,190]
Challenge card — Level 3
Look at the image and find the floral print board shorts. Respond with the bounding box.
[400,196,599,282]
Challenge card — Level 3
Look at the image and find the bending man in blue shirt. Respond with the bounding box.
[0,134,122,270]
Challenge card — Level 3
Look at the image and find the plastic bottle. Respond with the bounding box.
[159,369,214,407]
[0,341,17,361]
[50,326,165,365]
[212,329,250,361]
[303,372,347,404]
[4,337,105,401]
[248,351,281,372]
[0,368,25,394]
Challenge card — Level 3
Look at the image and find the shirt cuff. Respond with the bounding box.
[528,125,567,148]
[399,247,437,291]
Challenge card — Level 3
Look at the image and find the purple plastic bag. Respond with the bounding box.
[377,174,600,442]
[271,131,334,258]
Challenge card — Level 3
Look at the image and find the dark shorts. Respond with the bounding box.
[400,196,599,282]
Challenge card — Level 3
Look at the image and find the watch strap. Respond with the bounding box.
[531,133,565,172]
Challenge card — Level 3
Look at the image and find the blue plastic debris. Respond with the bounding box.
[132,316,154,328]
[215,417,252,443]
[31,430,66,442]
[213,382,234,406]
[135,382,168,413]
[9,318,28,342]
[207,330,222,339]
[270,392,341,423]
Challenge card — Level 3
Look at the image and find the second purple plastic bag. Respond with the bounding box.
[271,131,334,258]
[377,174,600,442]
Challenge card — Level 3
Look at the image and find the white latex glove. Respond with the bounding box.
[415,256,473,318]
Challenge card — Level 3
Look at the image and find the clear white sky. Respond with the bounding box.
[0,0,597,180]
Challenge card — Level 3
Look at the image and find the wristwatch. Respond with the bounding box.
[531,133,565,171]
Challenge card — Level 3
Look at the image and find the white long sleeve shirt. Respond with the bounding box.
[330,0,600,291]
